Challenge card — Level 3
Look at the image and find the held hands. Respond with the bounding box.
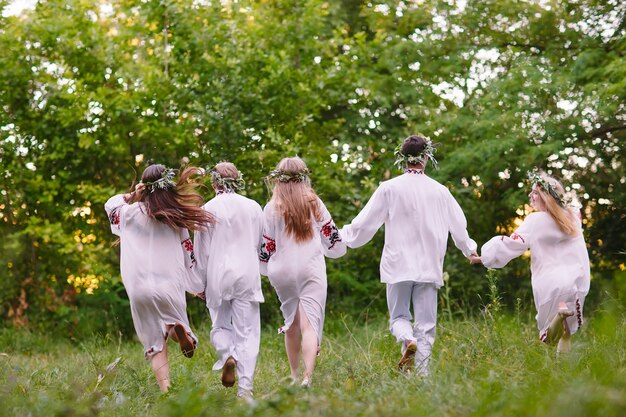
[468,253,482,265]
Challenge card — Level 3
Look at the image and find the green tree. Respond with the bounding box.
[1,0,623,331]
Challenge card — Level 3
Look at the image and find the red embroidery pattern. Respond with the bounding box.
[405,169,424,175]
[145,347,156,359]
[259,235,276,263]
[321,220,341,249]
[510,233,525,243]
[109,210,121,227]
[576,298,583,327]
[181,238,196,267]
[182,238,194,252]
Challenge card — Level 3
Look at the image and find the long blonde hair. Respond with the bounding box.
[534,172,579,237]
[269,157,322,242]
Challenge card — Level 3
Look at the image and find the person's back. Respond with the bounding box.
[375,172,467,284]
[480,169,590,353]
[260,156,346,387]
[340,135,477,376]
[201,192,263,308]
[105,164,214,392]
[343,169,476,288]
[262,196,338,280]
[527,212,589,281]
[193,162,264,399]
[118,203,186,285]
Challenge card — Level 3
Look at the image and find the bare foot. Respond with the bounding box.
[173,323,195,358]
[221,356,237,387]
[557,335,572,353]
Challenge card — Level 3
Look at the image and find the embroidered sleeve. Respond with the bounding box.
[317,199,347,259]
[481,216,534,269]
[189,222,214,294]
[259,234,276,263]
[182,228,206,294]
[104,194,127,237]
[320,219,342,250]
[259,204,278,276]
[181,236,197,269]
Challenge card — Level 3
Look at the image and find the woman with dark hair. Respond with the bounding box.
[477,169,590,353]
[259,157,346,387]
[194,162,264,400]
[105,164,215,392]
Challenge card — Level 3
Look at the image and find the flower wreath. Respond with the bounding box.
[141,168,177,193]
[527,168,567,207]
[210,169,245,191]
[393,136,440,169]
[266,169,310,183]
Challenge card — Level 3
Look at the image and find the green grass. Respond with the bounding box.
[1,305,625,417]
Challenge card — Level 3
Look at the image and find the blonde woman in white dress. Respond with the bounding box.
[105,164,215,392]
[477,170,590,353]
[193,162,264,400]
[259,157,346,387]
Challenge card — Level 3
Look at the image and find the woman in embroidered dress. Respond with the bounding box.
[105,164,215,392]
[193,162,264,400]
[259,157,346,387]
[476,170,590,353]
[340,135,478,376]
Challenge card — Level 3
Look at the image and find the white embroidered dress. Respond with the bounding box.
[481,211,590,339]
[105,194,198,359]
[259,198,346,346]
[340,170,477,286]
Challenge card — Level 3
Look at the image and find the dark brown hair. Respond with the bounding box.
[130,164,215,231]
[401,135,428,157]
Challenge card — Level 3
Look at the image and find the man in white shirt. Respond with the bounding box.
[341,135,479,376]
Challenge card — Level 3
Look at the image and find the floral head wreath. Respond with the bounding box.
[210,168,245,191]
[266,168,311,183]
[141,167,177,193]
[393,136,440,170]
[527,168,567,207]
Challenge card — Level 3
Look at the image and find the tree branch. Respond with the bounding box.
[591,124,626,138]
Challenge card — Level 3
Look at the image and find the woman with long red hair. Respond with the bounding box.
[259,157,346,387]
[105,164,215,392]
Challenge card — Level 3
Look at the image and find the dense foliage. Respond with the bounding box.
[1,0,624,333]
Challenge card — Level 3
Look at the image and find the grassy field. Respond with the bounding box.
[1,302,625,417]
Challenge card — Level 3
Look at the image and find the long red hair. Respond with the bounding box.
[129,164,215,231]
[269,157,322,242]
